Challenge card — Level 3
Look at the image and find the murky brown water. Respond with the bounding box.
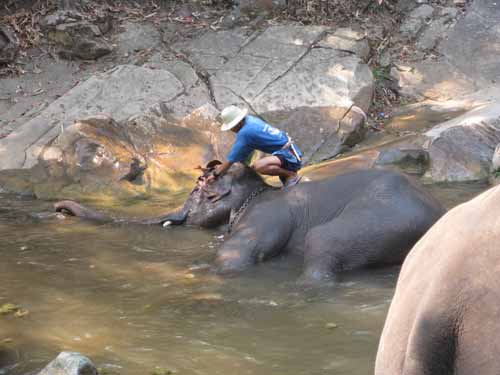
[0,177,487,375]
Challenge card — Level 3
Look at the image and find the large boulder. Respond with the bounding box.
[399,4,435,40]
[173,25,374,113]
[42,10,113,60]
[0,26,18,64]
[423,102,500,182]
[439,0,500,86]
[38,352,98,375]
[0,65,188,170]
[265,105,367,164]
[2,111,230,200]
[391,0,500,102]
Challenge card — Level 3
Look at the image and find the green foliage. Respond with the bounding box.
[372,66,391,83]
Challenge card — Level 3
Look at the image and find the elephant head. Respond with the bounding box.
[168,161,267,228]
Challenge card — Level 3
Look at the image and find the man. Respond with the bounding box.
[208,105,303,187]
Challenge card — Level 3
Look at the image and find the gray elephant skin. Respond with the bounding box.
[55,163,444,283]
[376,184,500,375]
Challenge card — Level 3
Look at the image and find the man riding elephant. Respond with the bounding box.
[54,163,445,284]
[207,106,303,188]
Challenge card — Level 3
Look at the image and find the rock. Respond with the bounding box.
[400,4,435,39]
[175,26,374,112]
[390,61,477,101]
[416,7,458,51]
[43,11,112,60]
[0,65,187,170]
[144,55,211,117]
[264,105,367,164]
[423,102,500,182]
[0,303,20,315]
[38,352,98,375]
[220,8,242,29]
[22,112,230,199]
[439,0,500,86]
[378,49,392,68]
[1,25,374,196]
[375,148,429,175]
[0,26,19,64]
[115,22,161,56]
[317,28,370,62]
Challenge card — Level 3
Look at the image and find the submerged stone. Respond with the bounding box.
[38,352,98,375]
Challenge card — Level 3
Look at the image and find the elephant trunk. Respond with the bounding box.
[54,200,189,226]
[54,200,109,222]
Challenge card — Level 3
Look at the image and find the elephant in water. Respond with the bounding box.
[55,162,444,284]
[375,184,500,375]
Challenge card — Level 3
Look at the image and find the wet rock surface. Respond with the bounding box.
[375,148,429,175]
[1,111,231,200]
[38,352,98,375]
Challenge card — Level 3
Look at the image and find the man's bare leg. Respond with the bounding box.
[252,156,296,182]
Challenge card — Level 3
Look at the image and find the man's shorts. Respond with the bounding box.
[273,145,303,172]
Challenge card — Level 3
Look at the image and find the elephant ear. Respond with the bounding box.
[195,160,223,178]
[205,160,222,169]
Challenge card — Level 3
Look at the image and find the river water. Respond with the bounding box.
[0,177,487,375]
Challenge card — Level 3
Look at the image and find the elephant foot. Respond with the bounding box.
[297,266,336,288]
[215,249,253,274]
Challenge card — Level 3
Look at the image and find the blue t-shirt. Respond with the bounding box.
[227,115,289,163]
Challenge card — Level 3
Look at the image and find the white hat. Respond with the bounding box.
[220,105,248,131]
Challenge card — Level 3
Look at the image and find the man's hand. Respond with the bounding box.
[205,173,217,184]
[205,161,233,184]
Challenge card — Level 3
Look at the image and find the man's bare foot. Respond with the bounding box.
[284,175,302,188]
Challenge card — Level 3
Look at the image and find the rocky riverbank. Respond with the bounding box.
[1,0,500,197]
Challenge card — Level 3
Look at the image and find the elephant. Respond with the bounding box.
[55,162,444,283]
[375,184,500,375]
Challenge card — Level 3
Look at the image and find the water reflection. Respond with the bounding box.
[0,178,488,374]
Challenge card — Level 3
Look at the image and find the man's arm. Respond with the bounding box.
[205,160,233,184]
[215,160,233,177]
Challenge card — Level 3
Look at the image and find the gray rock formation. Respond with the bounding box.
[173,25,374,113]
[317,28,370,62]
[399,4,435,39]
[42,10,113,60]
[439,0,500,86]
[38,352,98,375]
[375,148,429,175]
[115,21,161,57]
[0,25,373,181]
[0,65,185,170]
[0,111,230,199]
[415,7,458,51]
[423,102,500,182]
[0,26,19,64]
[392,0,500,102]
